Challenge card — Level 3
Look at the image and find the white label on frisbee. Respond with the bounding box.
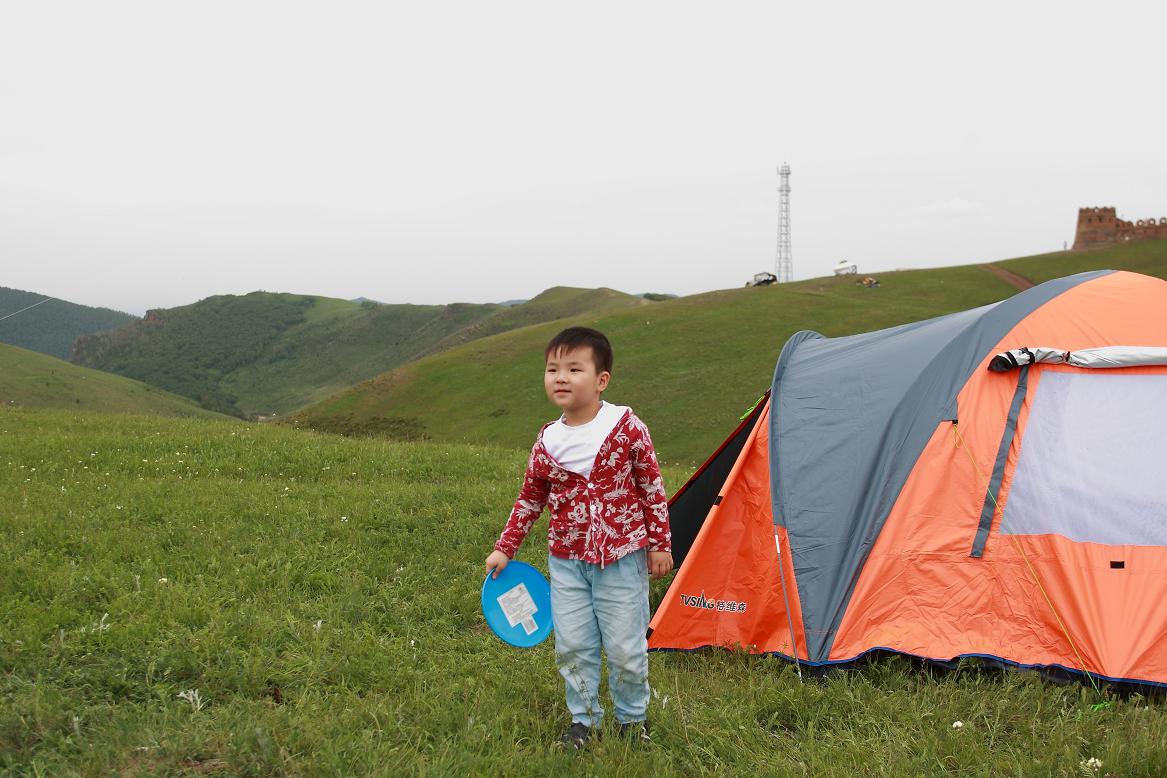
[497,582,538,635]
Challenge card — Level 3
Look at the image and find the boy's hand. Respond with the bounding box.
[485,550,511,579]
[647,551,673,579]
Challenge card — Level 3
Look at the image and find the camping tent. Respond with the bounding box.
[648,270,1167,686]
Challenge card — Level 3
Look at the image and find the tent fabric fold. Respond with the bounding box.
[990,345,1167,371]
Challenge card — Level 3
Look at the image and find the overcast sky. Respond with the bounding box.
[2,1,1165,315]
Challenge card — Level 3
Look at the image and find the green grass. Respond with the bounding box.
[294,240,1167,465]
[2,408,1164,775]
[0,344,232,420]
[998,240,1167,285]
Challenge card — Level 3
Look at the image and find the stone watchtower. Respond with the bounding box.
[1073,206,1167,250]
[1072,207,1118,250]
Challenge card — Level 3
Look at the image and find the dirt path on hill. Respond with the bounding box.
[981,264,1035,290]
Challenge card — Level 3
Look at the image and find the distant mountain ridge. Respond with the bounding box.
[419,287,649,357]
[73,286,649,418]
[0,287,135,360]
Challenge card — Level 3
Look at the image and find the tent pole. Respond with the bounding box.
[774,529,802,680]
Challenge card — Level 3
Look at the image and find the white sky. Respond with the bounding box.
[2,1,1165,315]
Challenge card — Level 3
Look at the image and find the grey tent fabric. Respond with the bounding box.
[768,269,1113,663]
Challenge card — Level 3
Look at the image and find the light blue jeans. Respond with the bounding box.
[548,549,650,728]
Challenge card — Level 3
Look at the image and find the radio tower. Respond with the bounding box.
[774,163,793,283]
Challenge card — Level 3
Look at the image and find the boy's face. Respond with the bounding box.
[544,346,610,415]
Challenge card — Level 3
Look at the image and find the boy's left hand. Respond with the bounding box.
[647,551,674,579]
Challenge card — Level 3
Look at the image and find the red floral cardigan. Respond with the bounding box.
[494,409,672,566]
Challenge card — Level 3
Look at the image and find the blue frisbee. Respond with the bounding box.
[481,560,553,647]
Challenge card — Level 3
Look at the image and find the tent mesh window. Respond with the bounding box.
[999,372,1167,546]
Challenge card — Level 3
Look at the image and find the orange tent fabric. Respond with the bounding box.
[647,402,807,658]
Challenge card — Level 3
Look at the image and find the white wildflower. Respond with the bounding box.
[951,720,964,729]
[1080,757,1102,771]
[158,577,168,584]
[177,689,205,711]
[313,619,323,631]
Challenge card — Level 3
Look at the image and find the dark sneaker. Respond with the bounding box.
[558,721,598,750]
[618,720,651,744]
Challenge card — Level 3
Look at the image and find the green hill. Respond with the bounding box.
[292,240,1167,465]
[72,288,648,419]
[0,287,135,360]
[0,343,231,419]
[421,287,649,355]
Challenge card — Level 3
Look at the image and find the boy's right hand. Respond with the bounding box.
[485,550,511,579]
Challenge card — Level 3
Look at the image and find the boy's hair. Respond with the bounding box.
[545,327,613,374]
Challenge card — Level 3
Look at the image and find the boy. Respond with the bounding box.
[484,326,673,749]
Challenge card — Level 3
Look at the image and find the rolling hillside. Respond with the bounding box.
[292,240,1167,465]
[421,286,650,355]
[72,287,649,418]
[0,287,135,360]
[0,343,231,419]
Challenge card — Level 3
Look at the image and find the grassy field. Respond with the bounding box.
[294,241,1167,465]
[0,344,232,420]
[3,408,1164,776]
